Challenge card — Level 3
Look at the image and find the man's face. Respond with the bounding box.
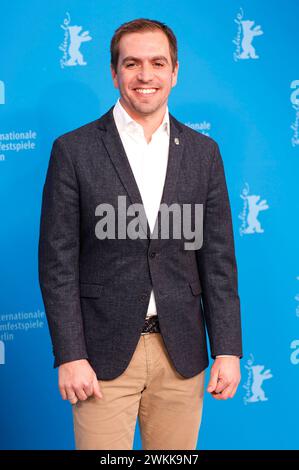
[111,30,179,118]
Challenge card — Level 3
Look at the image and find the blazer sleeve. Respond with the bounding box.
[38,138,88,367]
[196,141,243,359]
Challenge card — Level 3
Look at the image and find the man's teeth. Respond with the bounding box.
[135,88,157,94]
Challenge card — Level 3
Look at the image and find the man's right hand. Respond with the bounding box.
[58,359,103,404]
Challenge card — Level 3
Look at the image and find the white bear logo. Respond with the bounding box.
[246,365,273,402]
[65,25,92,66]
[241,194,269,234]
[240,20,263,59]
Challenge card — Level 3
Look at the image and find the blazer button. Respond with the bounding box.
[149,252,156,258]
[140,294,147,301]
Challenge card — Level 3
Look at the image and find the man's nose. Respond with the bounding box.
[136,64,154,82]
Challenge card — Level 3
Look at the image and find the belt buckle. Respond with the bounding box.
[141,315,159,335]
[141,316,151,335]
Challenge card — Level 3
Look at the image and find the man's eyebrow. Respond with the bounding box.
[121,56,169,64]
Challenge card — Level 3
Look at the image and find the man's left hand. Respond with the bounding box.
[207,356,241,400]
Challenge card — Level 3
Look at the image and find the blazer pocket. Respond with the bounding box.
[79,283,103,298]
[189,280,202,296]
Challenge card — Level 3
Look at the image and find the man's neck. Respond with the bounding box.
[119,98,167,144]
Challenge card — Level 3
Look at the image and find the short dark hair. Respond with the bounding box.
[110,18,178,72]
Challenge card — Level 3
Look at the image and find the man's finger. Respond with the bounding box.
[74,386,88,401]
[83,382,94,397]
[229,384,238,398]
[59,385,67,401]
[92,376,103,399]
[66,386,78,404]
[69,397,78,405]
[214,377,227,394]
[218,383,235,400]
[207,369,219,392]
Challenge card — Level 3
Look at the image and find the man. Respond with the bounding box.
[38,18,243,450]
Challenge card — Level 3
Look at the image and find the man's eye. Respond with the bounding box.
[125,62,163,68]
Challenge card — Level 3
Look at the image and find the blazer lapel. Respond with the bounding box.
[150,114,184,247]
[97,106,184,244]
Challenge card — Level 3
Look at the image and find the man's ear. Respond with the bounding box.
[171,61,179,88]
[111,64,119,89]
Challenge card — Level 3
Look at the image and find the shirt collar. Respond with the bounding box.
[113,97,170,138]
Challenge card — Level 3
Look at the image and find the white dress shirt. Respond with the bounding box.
[113,98,169,319]
[112,99,236,358]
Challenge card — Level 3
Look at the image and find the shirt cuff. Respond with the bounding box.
[215,355,240,358]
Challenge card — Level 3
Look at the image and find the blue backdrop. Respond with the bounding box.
[1,0,298,450]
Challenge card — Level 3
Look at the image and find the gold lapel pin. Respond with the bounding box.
[174,137,180,145]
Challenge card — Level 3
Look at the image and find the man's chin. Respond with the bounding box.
[130,101,162,116]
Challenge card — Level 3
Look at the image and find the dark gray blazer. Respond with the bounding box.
[38,105,243,380]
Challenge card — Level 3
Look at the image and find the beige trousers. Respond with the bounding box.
[72,332,205,450]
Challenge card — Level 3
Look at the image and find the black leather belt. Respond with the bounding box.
[141,315,161,334]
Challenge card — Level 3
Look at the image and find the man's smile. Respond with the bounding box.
[133,87,159,95]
